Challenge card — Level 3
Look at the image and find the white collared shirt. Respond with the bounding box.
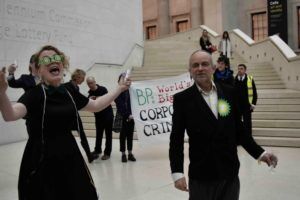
[238,75,246,81]
[195,81,218,119]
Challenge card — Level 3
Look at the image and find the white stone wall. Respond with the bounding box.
[0,0,143,144]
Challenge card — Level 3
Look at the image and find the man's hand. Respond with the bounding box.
[250,104,255,112]
[7,64,17,74]
[174,177,189,192]
[260,152,278,168]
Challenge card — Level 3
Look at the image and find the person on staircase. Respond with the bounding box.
[234,63,257,135]
[213,55,234,86]
[199,29,213,54]
[218,31,232,66]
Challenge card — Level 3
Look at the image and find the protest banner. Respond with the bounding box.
[129,73,193,146]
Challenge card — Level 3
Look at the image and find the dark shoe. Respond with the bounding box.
[122,154,127,163]
[101,154,110,160]
[128,154,136,162]
[91,151,101,155]
[88,153,99,163]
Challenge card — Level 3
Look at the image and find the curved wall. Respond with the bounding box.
[0,0,143,144]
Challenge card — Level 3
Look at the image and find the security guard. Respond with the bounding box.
[235,63,257,135]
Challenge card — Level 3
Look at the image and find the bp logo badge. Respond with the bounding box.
[218,99,231,117]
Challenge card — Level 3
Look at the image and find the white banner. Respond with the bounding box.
[129,73,193,146]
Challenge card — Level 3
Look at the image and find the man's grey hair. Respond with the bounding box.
[86,76,95,82]
[189,50,214,68]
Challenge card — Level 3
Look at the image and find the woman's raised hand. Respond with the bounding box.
[118,76,131,92]
[0,67,8,94]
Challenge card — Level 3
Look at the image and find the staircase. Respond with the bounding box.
[129,36,300,147]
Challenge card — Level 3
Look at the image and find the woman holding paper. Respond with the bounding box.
[115,72,136,163]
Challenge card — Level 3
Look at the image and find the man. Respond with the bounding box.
[64,69,98,163]
[7,54,40,91]
[235,64,257,135]
[169,50,278,200]
[213,55,234,86]
[87,76,114,160]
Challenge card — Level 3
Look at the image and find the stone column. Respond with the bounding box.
[158,0,170,36]
[191,0,203,28]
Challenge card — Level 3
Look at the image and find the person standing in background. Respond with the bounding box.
[213,55,234,86]
[64,69,98,163]
[235,64,257,135]
[7,54,40,91]
[218,31,232,59]
[115,73,136,163]
[87,76,114,160]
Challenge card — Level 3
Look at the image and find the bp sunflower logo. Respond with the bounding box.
[218,99,231,117]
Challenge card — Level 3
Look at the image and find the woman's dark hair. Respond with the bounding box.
[222,31,230,40]
[29,54,36,64]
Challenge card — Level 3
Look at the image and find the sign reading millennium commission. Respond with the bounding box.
[267,0,287,43]
[129,73,193,146]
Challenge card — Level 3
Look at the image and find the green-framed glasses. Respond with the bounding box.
[38,54,64,66]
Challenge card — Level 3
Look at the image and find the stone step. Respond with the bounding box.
[257,90,300,98]
[83,123,96,130]
[255,105,300,112]
[257,99,300,105]
[133,68,187,73]
[253,119,300,128]
[253,112,300,120]
[253,128,300,137]
[254,136,300,147]
[254,80,284,85]
[256,85,285,89]
[81,116,95,123]
[245,72,279,77]
[251,76,282,81]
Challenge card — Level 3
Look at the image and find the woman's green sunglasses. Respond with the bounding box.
[38,54,64,66]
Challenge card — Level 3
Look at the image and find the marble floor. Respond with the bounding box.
[1,138,300,200]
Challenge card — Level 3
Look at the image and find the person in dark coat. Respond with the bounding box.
[7,54,39,91]
[235,64,258,135]
[199,29,213,54]
[115,73,136,163]
[213,55,234,86]
[169,50,278,200]
[87,76,114,160]
[64,69,98,163]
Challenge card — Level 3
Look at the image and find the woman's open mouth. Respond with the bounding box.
[49,65,60,76]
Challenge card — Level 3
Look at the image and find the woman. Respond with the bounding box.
[199,29,213,54]
[0,45,131,200]
[115,73,136,163]
[218,31,232,59]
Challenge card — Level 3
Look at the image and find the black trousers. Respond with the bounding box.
[78,117,92,158]
[94,117,113,155]
[120,119,134,152]
[240,109,252,135]
[189,177,240,200]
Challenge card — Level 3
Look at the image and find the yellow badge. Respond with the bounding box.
[218,99,231,117]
